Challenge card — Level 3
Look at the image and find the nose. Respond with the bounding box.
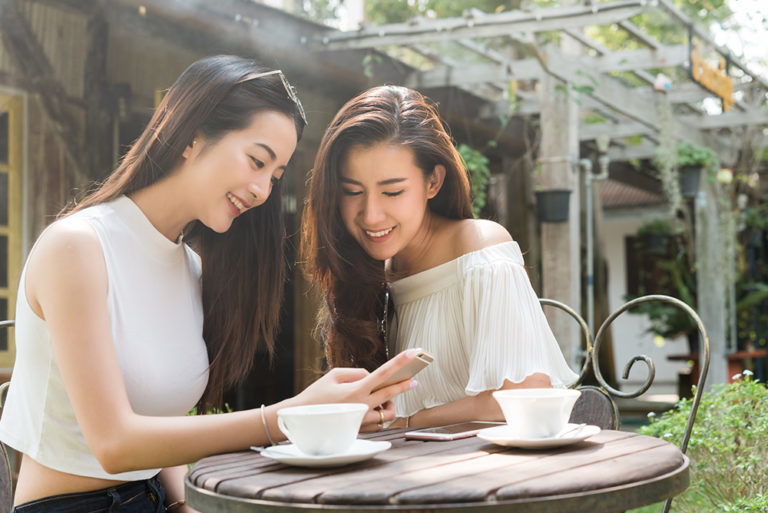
[248,174,273,206]
[361,193,385,226]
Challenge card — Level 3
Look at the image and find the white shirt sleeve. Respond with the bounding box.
[461,250,579,394]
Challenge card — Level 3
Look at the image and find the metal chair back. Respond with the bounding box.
[541,296,710,513]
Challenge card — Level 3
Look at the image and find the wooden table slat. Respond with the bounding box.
[314,433,660,505]
[218,434,507,499]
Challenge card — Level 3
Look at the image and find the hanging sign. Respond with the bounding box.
[689,43,734,112]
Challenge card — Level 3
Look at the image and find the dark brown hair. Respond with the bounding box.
[301,86,472,371]
[67,55,305,409]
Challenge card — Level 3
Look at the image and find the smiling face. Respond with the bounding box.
[183,110,298,233]
[339,142,444,263]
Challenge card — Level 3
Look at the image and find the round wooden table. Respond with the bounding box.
[186,428,688,513]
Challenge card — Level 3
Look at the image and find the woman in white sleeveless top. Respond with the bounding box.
[302,86,578,429]
[0,56,419,513]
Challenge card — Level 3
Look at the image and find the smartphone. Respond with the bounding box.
[404,421,505,441]
[372,350,434,392]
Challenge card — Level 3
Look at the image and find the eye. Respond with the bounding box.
[342,188,362,196]
[383,190,404,197]
[250,156,264,168]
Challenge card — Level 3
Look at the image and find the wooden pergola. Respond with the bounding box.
[305,0,768,388]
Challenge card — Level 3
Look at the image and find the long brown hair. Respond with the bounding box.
[67,55,306,409]
[301,86,472,371]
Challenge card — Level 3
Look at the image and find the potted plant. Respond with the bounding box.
[675,142,719,197]
[635,218,676,255]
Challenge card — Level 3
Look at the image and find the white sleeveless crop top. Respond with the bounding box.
[0,196,209,480]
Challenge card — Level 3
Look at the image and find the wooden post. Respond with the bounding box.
[695,181,728,388]
[538,68,581,368]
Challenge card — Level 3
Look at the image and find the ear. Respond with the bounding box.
[426,164,446,199]
[182,135,199,160]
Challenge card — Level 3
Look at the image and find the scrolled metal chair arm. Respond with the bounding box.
[592,294,710,455]
[539,298,592,387]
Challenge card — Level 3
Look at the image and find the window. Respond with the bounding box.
[0,95,22,369]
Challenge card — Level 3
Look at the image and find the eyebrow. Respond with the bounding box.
[340,177,407,186]
[252,142,288,170]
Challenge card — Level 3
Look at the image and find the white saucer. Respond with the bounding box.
[257,439,391,468]
[477,423,601,449]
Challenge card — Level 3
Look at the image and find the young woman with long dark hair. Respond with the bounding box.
[302,85,576,430]
[0,56,417,513]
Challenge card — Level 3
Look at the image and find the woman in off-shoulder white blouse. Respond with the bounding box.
[302,85,577,429]
[389,240,578,422]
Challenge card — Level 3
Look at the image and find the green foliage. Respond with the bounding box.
[457,143,491,218]
[364,1,538,25]
[188,403,233,416]
[719,494,768,513]
[635,218,678,237]
[675,142,720,172]
[743,196,768,231]
[362,52,383,79]
[637,375,768,513]
[292,0,344,24]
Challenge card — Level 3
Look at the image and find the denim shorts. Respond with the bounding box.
[13,476,166,513]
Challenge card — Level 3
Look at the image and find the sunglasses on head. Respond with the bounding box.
[237,70,307,126]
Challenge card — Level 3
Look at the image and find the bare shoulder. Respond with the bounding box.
[26,216,106,311]
[449,218,513,256]
[30,216,102,266]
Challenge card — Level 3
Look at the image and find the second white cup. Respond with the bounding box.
[492,388,581,439]
[277,403,368,456]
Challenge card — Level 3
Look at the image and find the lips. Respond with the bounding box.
[227,192,250,215]
[363,226,395,239]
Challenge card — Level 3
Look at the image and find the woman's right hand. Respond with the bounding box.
[291,349,420,427]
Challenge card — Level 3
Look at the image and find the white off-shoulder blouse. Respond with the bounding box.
[388,241,578,417]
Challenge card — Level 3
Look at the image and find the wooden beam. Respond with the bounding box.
[679,110,768,130]
[617,20,661,49]
[580,121,654,141]
[312,0,650,50]
[592,45,688,73]
[405,60,540,88]
[608,141,657,161]
[83,3,112,181]
[406,46,688,90]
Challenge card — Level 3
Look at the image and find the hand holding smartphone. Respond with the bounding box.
[372,350,433,392]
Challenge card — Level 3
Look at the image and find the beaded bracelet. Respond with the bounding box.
[260,404,275,446]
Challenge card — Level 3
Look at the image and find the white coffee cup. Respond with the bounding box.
[492,388,581,439]
[276,403,368,456]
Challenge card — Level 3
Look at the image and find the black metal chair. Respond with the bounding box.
[541,296,711,513]
[0,319,15,511]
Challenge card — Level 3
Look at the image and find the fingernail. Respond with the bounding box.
[409,379,419,389]
[405,349,419,358]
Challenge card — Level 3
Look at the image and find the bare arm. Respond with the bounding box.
[390,373,552,428]
[27,220,417,474]
[158,466,197,513]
